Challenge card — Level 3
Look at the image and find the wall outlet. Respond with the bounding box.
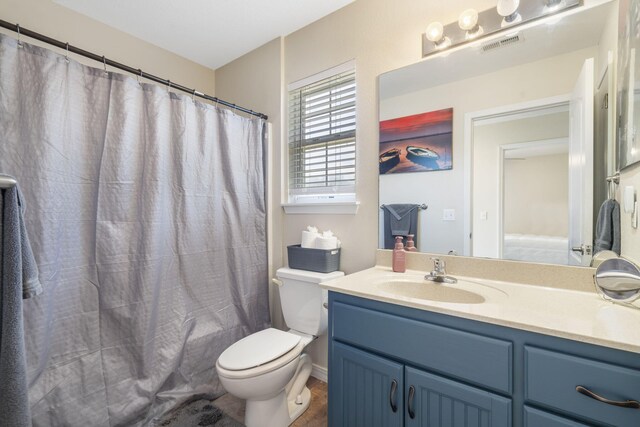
[480,211,488,220]
[443,209,456,221]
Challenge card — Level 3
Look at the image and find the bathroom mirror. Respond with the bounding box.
[617,0,640,169]
[378,0,619,267]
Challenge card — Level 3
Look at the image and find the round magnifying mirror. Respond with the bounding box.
[594,258,640,303]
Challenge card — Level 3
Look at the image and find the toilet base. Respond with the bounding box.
[243,386,311,427]
[287,386,311,424]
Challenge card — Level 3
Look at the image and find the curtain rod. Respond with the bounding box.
[0,20,268,120]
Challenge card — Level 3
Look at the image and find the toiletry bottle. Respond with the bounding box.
[393,236,406,273]
[406,234,417,252]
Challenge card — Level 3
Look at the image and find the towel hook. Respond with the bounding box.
[608,180,614,200]
[16,23,23,48]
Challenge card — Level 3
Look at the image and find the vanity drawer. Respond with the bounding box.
[525,346,640,427]
[524,406,590,427]
[332,302,512,394]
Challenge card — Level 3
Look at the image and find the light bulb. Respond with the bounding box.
[497,0,519,17]
[458,9,479,31]
[458,9,483,39]
[425,21,451,50]
[497,0,522,27]
[426,22,444,42]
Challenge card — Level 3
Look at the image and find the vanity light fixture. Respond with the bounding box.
[425,22,451,50]
[422,0,579,58]
[458,9,484,40]
[497,0,522,27]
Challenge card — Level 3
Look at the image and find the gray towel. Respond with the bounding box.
[1,184,42,427]
[594,199,621,255]
[382,204,419,249]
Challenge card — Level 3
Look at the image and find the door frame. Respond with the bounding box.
[463,94,571,257]
[497,137,569,257]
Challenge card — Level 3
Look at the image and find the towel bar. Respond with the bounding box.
[380,204,428,210]
[0,175,17,189]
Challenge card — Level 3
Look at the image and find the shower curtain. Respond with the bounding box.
[0,34,270,426]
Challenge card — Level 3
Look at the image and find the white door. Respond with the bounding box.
[568,58,594,266]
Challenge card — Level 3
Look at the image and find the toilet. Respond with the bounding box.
[216,267,344,427]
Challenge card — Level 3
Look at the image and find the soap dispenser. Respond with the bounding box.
[393,236,406,273]
[406,234,417,252]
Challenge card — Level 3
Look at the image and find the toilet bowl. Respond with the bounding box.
[216,268,344,427]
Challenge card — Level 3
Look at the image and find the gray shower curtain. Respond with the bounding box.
[0,34,270,426]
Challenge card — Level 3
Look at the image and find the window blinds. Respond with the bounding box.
[288,69,356,198]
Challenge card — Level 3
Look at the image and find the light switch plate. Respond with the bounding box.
[480,211,488,220]
[443,209,456,221]
[624,185,636,213]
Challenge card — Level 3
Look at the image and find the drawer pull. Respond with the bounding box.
[576,385,640,409]
[389,379,398,413]
[408,385,416,419]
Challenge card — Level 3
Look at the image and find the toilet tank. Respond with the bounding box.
[276,267,344,336]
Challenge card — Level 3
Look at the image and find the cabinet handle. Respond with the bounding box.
[407,385,416,419]
[389,379,398,413]
[576,385,640,409]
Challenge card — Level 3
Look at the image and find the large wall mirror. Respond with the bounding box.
[378,0,619,267]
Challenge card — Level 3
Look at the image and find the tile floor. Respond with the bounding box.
[212,377,327,426]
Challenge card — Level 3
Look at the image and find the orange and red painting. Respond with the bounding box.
[379,108,453,174]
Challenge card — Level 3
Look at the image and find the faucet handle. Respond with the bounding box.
[431,257,445,273]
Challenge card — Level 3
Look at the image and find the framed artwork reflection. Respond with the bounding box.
[379,108,453,174]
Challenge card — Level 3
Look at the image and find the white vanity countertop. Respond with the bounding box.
[320,266,640,354]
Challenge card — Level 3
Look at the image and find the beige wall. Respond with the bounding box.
[504,154,569,236]
[0,0,216,94]
[214,0,623,374]
[215,0,497,373]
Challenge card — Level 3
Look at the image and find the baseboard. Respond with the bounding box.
[311,363,327,383]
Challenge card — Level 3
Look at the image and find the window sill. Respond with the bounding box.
[282,201,360,215]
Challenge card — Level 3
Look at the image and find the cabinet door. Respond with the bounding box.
[405,367,512,427]
[524,406,590,427]
[330,342,403,427]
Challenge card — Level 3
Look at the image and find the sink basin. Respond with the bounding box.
[373,278,486,304]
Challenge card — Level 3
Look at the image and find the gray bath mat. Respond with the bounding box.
[155,399,244,427]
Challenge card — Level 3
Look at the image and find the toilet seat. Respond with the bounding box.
[216,328,305,379]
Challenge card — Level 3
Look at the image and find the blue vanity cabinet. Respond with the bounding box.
[405,367,511,427]
[331,340,511,427]
[328,292,640,427]
[332,341,404,427]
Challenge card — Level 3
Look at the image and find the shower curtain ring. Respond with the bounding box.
[102,56,108,74]
[192,89,197,102]
[64,42,70,63]
[16,24,23,48]
[137,69,142,84]
[167,80,171,93]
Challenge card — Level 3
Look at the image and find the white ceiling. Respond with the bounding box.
[54,0,355,70]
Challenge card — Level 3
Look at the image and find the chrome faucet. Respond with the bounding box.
[425,258,457,284]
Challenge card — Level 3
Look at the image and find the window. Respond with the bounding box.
[287,65,356,208]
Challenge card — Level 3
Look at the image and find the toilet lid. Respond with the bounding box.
[217,328,301,371]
